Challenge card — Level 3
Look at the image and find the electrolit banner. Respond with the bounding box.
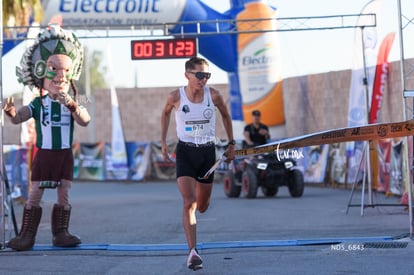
[41,0,186,26]
[237,2,285,126]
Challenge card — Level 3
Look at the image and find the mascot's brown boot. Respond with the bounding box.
[8,205,42,251]
[51,204,81,247]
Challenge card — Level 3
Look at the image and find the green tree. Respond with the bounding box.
[3,0,43,31]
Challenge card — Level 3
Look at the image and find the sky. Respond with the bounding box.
[2,0,413,97]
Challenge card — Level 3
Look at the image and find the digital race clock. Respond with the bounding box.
[131,38,197,60]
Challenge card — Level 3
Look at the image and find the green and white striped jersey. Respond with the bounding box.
[29,95,75,150]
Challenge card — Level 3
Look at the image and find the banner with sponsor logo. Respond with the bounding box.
[346,140,365,184]
[17,148,30,200]
[3,145,27,200]
[368,33,395,190]
[150,141,177,180]
[73,143,81,179]
[41,0,186,27]
[327,143,347,185]
[369,32,395,124]
[104,143,129,180]
[75,142,105,180]
[236,2,284,127]
[126,142,151,181]
[374,139,391,193]
[347,0,381,128]
[296,145,329,183]
[107,47,129,180]
[400,136,412,205]
[389,139,404,195]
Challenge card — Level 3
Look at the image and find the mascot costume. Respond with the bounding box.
[3,25,90,251]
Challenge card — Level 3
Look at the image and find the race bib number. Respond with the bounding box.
[184,120,211,138]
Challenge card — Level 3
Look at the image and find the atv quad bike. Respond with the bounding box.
[223,153,304,198]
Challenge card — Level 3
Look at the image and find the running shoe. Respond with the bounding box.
[187,248,203,271]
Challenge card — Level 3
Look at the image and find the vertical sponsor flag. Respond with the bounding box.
[369,32,395,124]
[368,32,395,190]
[107,47,128,180]
[347,0,381,129]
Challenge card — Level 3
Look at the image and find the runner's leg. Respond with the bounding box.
[177,176,197,249]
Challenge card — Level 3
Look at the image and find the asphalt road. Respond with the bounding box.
[0,181,413,275]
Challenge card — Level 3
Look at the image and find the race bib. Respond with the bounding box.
[184,119,212,139]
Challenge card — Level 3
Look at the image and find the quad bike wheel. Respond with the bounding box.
[289,169,305,197]
[242,168,258,198]
[224,170,241,198]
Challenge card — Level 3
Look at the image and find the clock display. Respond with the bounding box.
[131,38,197,60]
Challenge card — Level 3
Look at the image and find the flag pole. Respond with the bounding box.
[397,0,413,238]
[360,25,374,214]
[0,0,7,249]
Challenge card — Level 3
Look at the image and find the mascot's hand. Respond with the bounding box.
[58,92,72,106]
[58,92,78,113]
[3,97,16,117]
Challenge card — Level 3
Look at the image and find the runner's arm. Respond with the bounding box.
[211,87,235,161]
[161,89,179,161]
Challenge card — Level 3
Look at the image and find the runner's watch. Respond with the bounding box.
[228,139,236,146]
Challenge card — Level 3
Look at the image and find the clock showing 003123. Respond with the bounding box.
[131,38,198,60]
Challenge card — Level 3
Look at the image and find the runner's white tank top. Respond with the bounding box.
[175,86,216,144]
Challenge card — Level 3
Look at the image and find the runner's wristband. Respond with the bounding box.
[65,100,78,113]
[228,139,236,146]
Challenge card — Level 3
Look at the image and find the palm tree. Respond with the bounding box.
[3,0,44,37]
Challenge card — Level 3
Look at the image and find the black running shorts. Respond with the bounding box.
[176,140,216,184]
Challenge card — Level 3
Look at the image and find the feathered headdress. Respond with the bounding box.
[16,24,84,89]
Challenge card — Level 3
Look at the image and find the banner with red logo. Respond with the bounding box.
[369,32,395,123]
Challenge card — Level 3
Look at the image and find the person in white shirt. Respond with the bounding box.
[161,57,235,270]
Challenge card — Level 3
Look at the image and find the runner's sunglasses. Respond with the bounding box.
[187,71,211,80]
